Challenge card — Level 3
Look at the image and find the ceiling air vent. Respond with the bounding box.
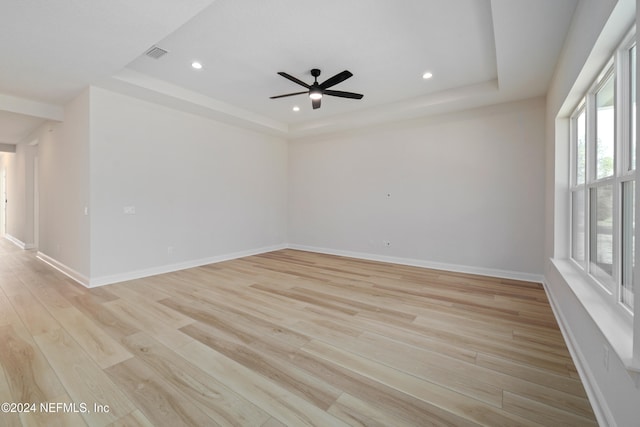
[145,46,168,59]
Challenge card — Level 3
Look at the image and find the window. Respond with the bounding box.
[590,184,613,286]
[576,108,587,185]
[570,32,636,314]
[595,74,615,179]
[571,189,585,262]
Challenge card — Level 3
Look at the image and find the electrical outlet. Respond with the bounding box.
[383,240,391,247]
[123,206,136,215]
[167,246,174,255]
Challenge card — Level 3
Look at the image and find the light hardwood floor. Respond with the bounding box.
[0,239,597,426]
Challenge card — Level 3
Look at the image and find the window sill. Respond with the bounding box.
[549,258,640,373]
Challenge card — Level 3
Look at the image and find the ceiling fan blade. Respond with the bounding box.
[324,89,363,99]
[277,72,310,88]
[312,98,321,109]
[270,91,308,99]
[319,70,353,89]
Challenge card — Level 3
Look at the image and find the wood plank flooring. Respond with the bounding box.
[0,239,597,426]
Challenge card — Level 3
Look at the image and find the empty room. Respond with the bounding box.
[0,0,639,426]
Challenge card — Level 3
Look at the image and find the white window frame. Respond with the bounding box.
[569,28,636,318]
[618,30,637,312]
[570,102,587,267]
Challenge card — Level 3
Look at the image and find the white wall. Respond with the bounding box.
[288,97,545,280]
[544,0,640,426]
[88,87,288,282]
[37,89,91,280]
[19,144,36,247]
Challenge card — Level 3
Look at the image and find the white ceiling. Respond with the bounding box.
[0,0,578,144]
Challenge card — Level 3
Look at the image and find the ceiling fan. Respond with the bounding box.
[270,68,363,109]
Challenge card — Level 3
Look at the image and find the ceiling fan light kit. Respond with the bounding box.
[270,68,363,110]
[309,89,323,100]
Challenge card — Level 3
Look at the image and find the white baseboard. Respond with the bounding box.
[542,278,614,427]
[33,242,542,287]
[286,244,544,283]
[4,234,35,250]
[88,243,288,287]
[36,251,90,287]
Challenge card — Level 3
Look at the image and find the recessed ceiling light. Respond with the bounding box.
[191,61,203,70]
[292,106,300,112]
[422,71,433,79]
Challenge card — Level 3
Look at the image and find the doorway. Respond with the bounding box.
[1,166,6,237]
[33,156,39,249]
